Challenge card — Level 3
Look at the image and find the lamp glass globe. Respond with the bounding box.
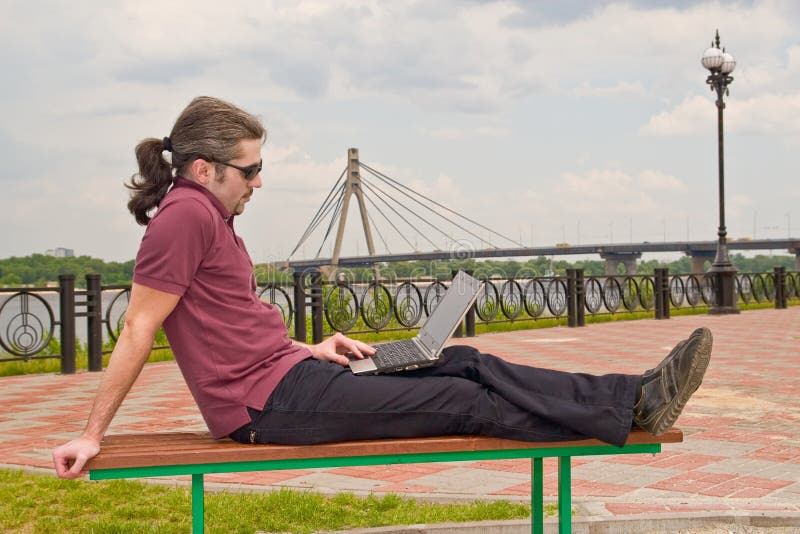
[720,52,736,74]
[702,47,723,70]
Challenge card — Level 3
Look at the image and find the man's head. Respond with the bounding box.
[128,96,266,225]
[190,137,263,216]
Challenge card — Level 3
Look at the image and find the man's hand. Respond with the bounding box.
[52,436,101,479]
[51,283,180,480]
[307,332,375,366]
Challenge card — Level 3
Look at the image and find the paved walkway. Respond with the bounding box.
[2,307,799,523]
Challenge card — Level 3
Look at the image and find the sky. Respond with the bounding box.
[1,0,799,264]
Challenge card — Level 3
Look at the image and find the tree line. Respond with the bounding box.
[0,255,134,288]
[254,253,797,284]
[0,253,794,288]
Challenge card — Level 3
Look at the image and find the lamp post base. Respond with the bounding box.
[708,265,740,315]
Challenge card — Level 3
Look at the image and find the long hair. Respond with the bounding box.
[126,96,266,225]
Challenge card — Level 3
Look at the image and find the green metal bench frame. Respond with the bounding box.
[88,430,680,534]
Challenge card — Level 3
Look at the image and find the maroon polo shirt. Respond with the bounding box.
[133,177,311,438]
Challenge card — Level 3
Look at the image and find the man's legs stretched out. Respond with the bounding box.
[230,328,712,447]
[233,356,616,445]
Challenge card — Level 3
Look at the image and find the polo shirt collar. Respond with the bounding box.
[173,176,234,223]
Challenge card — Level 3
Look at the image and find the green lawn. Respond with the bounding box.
[0,469,535,533]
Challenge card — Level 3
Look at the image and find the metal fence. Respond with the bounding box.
[1,268,797,372]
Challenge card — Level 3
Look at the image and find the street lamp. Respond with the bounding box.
[702,30,739,314]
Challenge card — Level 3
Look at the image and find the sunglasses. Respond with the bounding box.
[211,159,263,181]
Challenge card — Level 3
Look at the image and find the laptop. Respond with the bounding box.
[349,270,482,375]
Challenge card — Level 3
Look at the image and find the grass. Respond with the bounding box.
[0,469,537,533]
[0,347,175,378]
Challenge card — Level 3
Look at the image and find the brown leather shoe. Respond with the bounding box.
[633,327,712,436]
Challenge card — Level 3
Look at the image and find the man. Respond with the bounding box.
[53,97,711,479]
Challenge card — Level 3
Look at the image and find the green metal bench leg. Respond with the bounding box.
[192,473,204,534]
[558,456,572,534]
[531,457,543,534]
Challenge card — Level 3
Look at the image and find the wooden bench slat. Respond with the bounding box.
[87,429,682,471]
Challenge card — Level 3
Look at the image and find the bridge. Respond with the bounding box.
[285,149,799,274]
[287,238,800,273]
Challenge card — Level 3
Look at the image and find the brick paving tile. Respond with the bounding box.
[467,459,533,474]
[328,464,452,482]
[745,443,800,463]
[697,475,793,498]
[207,470,309,485]
[602,451,723,470]
[648,471,736,493]
[495,481,532,496]
[571,480,637,497]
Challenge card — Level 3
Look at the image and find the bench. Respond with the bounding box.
[86,428,682,534]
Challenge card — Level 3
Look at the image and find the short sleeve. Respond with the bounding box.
[133,197,216,296]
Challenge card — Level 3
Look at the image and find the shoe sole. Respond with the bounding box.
[649,328,712,436]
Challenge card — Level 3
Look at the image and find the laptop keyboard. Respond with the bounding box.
[373,339,424,367]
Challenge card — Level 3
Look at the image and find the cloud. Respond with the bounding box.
[570,81,648,98]
[638,170,689,193]
[641,92,800,138]
[424,125,511,140]
[3,0,798,117]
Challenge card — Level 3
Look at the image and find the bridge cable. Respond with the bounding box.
[294,169,345,241]
[287,168,346,259]
[359,177,440,250]
[360,177,440,250]
[360,175,459,249]
[361,162,524,248]
[291,182,344,259]
[360,184,416,252]
[361,166,494,249]
[314,191,346,258]
[363,204,392,254]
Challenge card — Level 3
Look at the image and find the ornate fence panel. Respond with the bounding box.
[393,282,424,327]
[258,283,294,331]
[3,268,798,372]
[0,290,57,361]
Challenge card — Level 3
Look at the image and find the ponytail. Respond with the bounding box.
[126,138,175,226]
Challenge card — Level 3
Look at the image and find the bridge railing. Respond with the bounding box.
[2,268,797,372]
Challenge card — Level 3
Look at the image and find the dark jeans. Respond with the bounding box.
[230,345,640,447]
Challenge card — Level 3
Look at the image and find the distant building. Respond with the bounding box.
[45,248,75,258]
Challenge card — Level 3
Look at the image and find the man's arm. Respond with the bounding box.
[52,283,180,479]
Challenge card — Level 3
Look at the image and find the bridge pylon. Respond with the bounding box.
[331,148,377,266]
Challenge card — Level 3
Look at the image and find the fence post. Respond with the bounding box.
[293,271,307,343]
[85,274,103,371]
[465,269,476,338]
[310,271,324,344]
[575,268,585,327]
[775,267,787,309]
[654,269,665,319]
[451,270,464,338]
[59,274,76,374]
[566,269,577,327]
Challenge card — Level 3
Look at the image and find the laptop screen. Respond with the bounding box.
[419,271,482,350]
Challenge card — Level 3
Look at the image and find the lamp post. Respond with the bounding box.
[702,30,739,314]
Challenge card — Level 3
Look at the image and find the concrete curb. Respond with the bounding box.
[309,511,800,534]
